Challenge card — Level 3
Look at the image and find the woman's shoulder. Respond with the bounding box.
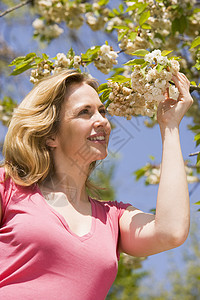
[90,198,132,217]
[91,198,131,208]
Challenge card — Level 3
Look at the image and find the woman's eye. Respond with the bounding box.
[79,109,89,115]
[99,109,107,116]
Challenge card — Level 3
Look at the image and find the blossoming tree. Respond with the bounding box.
[0,0,200,191]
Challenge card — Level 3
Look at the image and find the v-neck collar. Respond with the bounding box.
[36,184,96,242]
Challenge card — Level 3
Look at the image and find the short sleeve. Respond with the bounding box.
[114,201,132,220]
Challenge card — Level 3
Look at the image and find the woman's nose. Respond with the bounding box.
[93,111,108,127]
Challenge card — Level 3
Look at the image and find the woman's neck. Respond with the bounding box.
[41,159,90,205]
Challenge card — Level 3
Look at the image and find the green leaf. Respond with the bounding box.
[14,58,35,69]
[24,52,36,60]
[194,133,200,141]
[98,83,108,93]
[149,155,155,161]
[179,15,188,34]
[172,18,178,35]
[124,58,145,66]
[130,49,150,56]
[134,166,148,181]
[9,53,36,67]
[83,46,101,57]
[137,3,148,14]
[104,99,112,108]
[156,64,165,73]
[109,75,131,83]
[196,139,200,147]
[172,16,188,35]
[67,47,75,58]
[112,8,120,16]
[118,29,128,42]
[141,23,151,29]
[9,56,26,67]
[119,3,124,13]
[100,89,111,103]
[168,56,182,61]
[190,125,200,131]
[193,8,200,13]
[161,50,173,56]
[126,5,137,13]
[129,31,137,42]
[34,57,44,64]
[10,64,33,76]
[139,10,150,26]
[113,25,129,30]
[98,0,109,5]
[194,201,200,205]
[42,53,49,60]
[193,62,200,70]
[150,208,156,214]
[190,36,200,49]
[197,152,200,165]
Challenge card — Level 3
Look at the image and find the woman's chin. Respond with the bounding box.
[90,149,108,162]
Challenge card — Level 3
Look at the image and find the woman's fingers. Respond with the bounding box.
[172,73,190,95]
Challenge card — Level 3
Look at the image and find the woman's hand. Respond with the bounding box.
[157,72,193,128]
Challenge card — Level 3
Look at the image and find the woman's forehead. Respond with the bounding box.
[64,83,101,107]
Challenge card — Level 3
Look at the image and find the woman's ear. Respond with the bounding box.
[45,136,57,148]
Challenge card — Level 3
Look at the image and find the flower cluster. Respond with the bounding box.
[107,50,180,119]
[0,101,17,126]
[94,44,118,74]
[119,30,151,55]
[32,18,63,41]
[0,104,11,126]
[35,0,86,29]
[107,81,143,120]
[29,52,83,84]
[144,164,199,185]
[85,3,109,31]
[30,61,52,84]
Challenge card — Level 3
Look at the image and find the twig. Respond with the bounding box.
[0,0,33,17]
[169,81,200,93]
[189,151,200,157]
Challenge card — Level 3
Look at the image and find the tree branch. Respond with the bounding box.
[189,151,200,157]
[0,0,33,17]
[169,81,200,93]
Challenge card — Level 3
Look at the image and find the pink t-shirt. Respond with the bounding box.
[0,168,131,299]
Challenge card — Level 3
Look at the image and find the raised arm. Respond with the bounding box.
[119,72,193,257]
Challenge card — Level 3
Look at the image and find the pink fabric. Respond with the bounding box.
[0,168,131,300]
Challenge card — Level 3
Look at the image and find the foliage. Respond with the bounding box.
[1,0,200,192]
[134,156,200,210]
[107,254,148,300]
[90,162,148,299]
[139,218,200,299]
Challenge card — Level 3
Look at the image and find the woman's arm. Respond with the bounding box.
[119,73,193,257]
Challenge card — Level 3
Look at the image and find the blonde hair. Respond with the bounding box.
[2,70,99,189]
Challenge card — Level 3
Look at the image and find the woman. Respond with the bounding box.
[0,70,193,299]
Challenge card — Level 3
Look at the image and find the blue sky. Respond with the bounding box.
[1,7,200,291]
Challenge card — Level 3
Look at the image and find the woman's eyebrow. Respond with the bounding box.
[74,104,105,112]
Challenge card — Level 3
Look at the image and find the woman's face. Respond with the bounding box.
[50,82,111,167]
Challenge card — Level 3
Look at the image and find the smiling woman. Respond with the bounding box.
[0,69,193,299]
